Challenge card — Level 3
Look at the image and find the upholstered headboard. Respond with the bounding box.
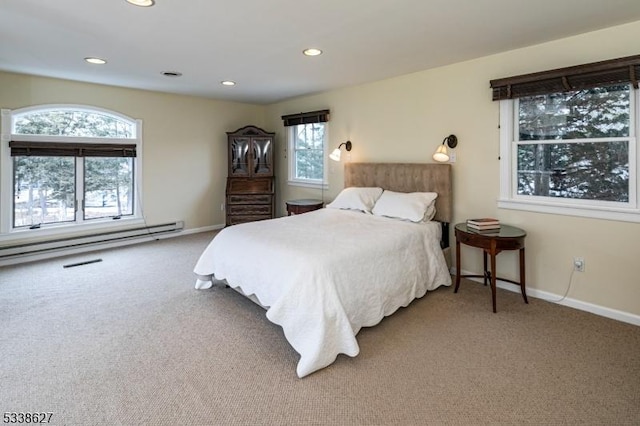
[344,163,453,223]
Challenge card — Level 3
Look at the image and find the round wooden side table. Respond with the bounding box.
[454,223,528,313]
[286,199,324,215]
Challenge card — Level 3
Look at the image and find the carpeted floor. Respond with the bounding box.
[1,231,639,425]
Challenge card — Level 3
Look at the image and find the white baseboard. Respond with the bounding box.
[179,224,225,235]
[451,267,640,327]
[0,223,224,267]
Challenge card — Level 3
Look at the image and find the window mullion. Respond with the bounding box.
[631,89,639,208]
[515,137,630,145]
[629,136,637,208]
[76,157,84,223]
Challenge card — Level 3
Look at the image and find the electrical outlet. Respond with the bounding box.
[449,151,457,163]
[220,203,225,211]
[573,257,585,272]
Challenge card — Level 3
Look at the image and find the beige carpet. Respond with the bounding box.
[1,232,639,426]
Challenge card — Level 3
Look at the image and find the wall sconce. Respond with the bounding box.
[329,140,352,161]
[433,134,458,162]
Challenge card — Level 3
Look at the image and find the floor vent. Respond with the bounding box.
[0,221,184,264]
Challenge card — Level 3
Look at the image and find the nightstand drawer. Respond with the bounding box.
[286,199,324,215]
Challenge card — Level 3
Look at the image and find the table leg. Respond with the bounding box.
[520,247,528,304]
[483,251,489,286]
[490,241,497,313]
[454,238,461,293]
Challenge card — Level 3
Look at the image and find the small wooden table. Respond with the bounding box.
[454,223,528,313]
[286,199,324,215]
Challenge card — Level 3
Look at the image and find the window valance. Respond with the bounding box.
[281,109,330,127]
[490,54,640,101]
[9,141,137,157]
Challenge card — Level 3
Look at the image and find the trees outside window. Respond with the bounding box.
[499,84,638,222]
[13,156,75,227]
[516,85,630,202]
[1,105,142,233]
[288,123,327,187]
[84,157,134,220]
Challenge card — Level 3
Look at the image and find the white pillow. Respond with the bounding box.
[372,190,438,222]
[326,187,383,213]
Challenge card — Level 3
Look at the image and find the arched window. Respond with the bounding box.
[1,105,143,234]
[12,105,136,138]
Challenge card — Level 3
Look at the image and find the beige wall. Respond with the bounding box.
[2,20,638,318]
[265,21,640,317]
[0,72,265,232]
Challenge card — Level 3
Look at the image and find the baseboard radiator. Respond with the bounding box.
[0,221,184,264]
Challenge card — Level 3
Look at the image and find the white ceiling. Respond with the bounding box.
[2,0,640,105]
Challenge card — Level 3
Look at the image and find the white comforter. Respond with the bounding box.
[193,208,451,377]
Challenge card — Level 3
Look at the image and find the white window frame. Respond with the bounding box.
[498,86,640,223]
[287,123,329,189]
[0,104,144,243]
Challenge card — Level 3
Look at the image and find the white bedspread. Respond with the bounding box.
[193,208,451,377]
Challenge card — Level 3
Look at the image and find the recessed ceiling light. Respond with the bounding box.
[221,80,236,86]
[161,71,182,77]
[303,48,322,57]
[126,0,155,6]
[85,57,107,65]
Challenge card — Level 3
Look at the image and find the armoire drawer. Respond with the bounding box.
[227,214,272,226]
[227,194,272,204]
[227,204,272,216]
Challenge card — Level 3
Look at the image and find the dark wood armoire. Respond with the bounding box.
[225,125,275,226]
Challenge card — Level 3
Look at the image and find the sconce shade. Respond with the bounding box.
[329,148,342,161]
[329,140,352,162]
[432,134,457,162]
[432,144,450,162]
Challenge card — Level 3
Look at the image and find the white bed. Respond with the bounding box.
[194,163,453,377]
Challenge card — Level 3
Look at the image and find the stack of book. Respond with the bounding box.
[466,218,500,233]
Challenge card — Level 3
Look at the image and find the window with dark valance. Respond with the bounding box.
[281,109,330,126]
[281,109,330,186]
[490,54,640,101]
[3,104,141,230]
[493,54,640,223]
[9,141,137,157]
